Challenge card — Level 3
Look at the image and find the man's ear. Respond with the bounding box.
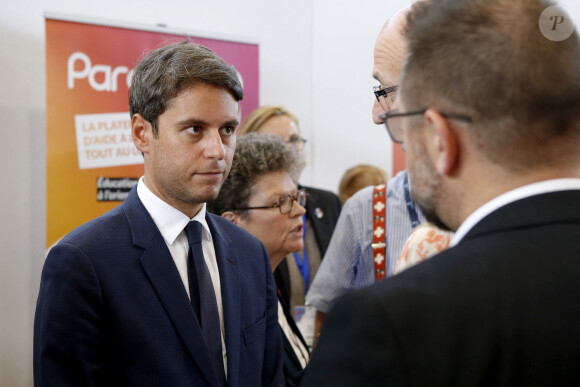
[222,211,239,224]
[424,109,458,176]
[132,114,152,154]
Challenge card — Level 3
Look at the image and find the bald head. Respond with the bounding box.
[372,5,411,123]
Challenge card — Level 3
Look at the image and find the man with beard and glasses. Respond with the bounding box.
[34,41,283,387]
[302,0,580,385]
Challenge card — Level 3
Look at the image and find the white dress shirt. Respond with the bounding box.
[451,178,580,246]
[137,177,227,373]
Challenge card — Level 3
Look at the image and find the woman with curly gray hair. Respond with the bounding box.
[208,133,310,385]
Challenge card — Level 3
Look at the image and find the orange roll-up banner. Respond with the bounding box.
[46,16,259,248]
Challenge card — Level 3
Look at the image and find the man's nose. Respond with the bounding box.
[204,129,226,159]
[372,99,385,125]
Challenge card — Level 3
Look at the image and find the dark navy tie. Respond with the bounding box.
[185,221,226,386]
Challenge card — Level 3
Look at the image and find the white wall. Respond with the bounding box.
[311,0,413,190]
[1,0,579,385]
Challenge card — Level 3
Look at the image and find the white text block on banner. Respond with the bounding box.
[74,112,143,169]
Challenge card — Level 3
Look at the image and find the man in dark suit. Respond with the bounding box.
[302,0,580,385]
[34,41,283,386]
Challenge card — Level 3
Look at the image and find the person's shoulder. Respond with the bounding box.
[301,184,340,205]
[344,185,375,208]
[47,204,128,262]
[336,256,444,317]
[366,242,478,302]
[301,184,337,198]
[60,205,126,246]
[387,170,407,189]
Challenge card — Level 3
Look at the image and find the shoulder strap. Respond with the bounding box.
[372,184,387,281]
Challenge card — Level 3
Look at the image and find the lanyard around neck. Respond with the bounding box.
[292,214,310,294]
[373,175,421,281]
[403,173,421,228]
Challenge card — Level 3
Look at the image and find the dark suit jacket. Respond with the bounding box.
[274,185,341,307]
[34,188,283,387]
[302,191,580,386]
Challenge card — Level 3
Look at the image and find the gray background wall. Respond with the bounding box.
[1,0,578,385]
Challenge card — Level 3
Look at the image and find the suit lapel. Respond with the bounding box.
[207,214,241,386]
[123,188,219,386]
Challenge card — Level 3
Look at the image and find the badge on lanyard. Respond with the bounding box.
[294,304,316,347]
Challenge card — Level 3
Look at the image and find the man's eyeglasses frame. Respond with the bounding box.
[373,85,398,112]
[379,109,472,144]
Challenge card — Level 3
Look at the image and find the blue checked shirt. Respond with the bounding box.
[306,170,426,313]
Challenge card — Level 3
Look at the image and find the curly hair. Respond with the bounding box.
[208,133,301,217]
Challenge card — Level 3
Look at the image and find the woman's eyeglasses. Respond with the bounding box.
[235,189,308,215]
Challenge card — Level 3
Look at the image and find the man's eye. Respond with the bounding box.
[222,126,236,135]
[186,126,202,134]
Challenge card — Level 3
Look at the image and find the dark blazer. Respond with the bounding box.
[278,294,310,386]
[302,191,580,386]
[34,187,283,387]
[274,185,341,306]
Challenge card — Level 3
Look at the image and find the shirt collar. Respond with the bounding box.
[137,177,211,245]
[451,178,580,247]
